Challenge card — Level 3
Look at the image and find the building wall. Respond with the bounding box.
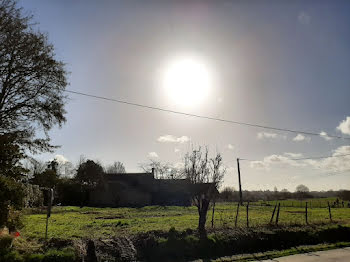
[152,179,192,206]
[88,172,193,207]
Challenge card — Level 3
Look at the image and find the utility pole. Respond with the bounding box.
[237,158,243,205]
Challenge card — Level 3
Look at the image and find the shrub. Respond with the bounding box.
[0,175,25,228]
[7,207,23,232]
[0,235,14,249]
[41,248,75,262]
[56,179,87,206]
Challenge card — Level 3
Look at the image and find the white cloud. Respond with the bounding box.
[54,154,69,164]
[227,144,234,150]
[148,152,158,158]
[305,146,350,172]
[284,152,303,158]
[157,135,190,143]
[264,154,303,166]
[293,134,310,142]
[257,132,286,140]
[250,153,306,170]
[320,131,333,141]
[334,145,350,155]
[337,116,350,135]
[174,148,180,153]
[298,11,311,25]
[250,161,269,170]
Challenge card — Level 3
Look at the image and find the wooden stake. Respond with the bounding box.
[235,203,240,227]
[237,158,243,205]
[275,203,281,225]
[305,202,308,224]
[246,202,250,228]
[328,201,332,222]
[211,201,216,228]
[45,188,53,241]
[270,203,277,224]
[45,216,49,240]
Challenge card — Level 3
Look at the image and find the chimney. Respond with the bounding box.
[151,168,155,178]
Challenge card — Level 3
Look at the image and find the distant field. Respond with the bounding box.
[254,197,349,208]
[21,199,350,240]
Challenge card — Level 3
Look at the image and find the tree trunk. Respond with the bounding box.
[198,199,210,239]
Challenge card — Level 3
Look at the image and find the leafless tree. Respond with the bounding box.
[25,157,46,178]
[106,161,126,174]
[184,146,225,238]
[139,159,183,179]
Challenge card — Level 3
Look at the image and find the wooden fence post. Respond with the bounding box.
[305,202,308,224]
[45,188,53,241]
[246,202,250,228]
[269,203,277,224]
[211,201,216,228]
[328,202,332,222]
[235,203,240,227]
[275,203,281,225]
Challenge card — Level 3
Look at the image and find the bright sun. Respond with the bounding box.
[163,57,211,107]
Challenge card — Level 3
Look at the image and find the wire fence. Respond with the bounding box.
[210,201,350,229]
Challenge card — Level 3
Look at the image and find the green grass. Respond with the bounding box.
[255,197,349,208]
[20,201,350,240]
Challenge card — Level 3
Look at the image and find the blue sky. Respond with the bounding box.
[19,0,350,191]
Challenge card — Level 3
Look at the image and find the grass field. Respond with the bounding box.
[256,197,349,208]
[21,200,350,240]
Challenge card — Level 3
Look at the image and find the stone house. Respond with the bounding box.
[88,169,193,207]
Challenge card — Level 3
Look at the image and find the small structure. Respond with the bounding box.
[88,169,193,207]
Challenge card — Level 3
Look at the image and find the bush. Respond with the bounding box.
[7,207,23,232]
[0,235,14,249]
[0,250,23,262]
[135,225,350,261]
[0,247,76,262]
[0,175,25,228]
[56,179,87,206]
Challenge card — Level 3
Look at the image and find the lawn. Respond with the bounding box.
[21,201,350,240]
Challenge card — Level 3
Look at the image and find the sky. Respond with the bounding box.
[19,0,350,191]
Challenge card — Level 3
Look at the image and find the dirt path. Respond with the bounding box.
[260,247,350,262]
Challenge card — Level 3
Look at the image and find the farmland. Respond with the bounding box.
[2,199,349,261]
[21,199,350,240]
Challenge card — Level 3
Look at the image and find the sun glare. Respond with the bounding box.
[163,57,211,108]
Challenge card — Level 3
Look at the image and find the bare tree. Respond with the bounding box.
[184,147,225,238]
[25,157,46,178]
[139,159,183,179]
[0,0,68,153]
[106,161,126,174]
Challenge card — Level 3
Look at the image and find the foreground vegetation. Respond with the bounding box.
[0,201,349,261]
[21,201,350,240]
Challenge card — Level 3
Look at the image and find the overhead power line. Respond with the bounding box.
[65,89,350,140]
[240,153,350,162]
